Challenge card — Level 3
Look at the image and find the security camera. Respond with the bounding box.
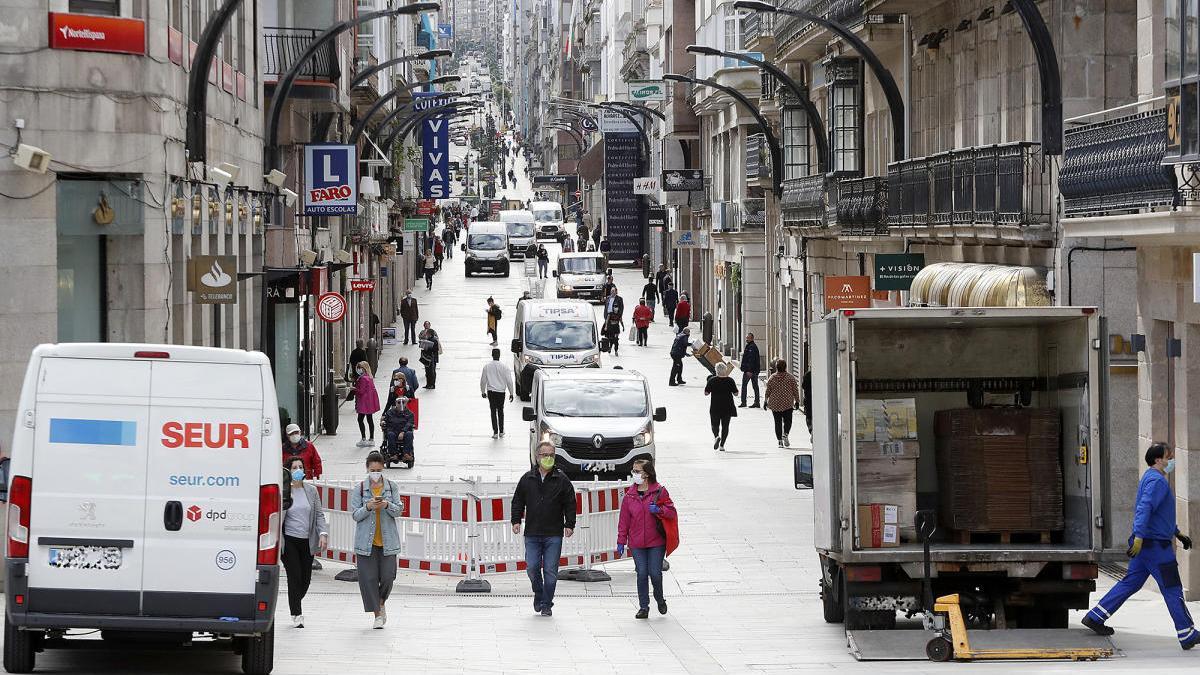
[13,143,51,174]
[382,198,395,210]
[334,249,353,264]
[281,188,299,208]
[208,166,233,189]
[264,169,287,187]
[217,162,241,183]
[299,249,318,266]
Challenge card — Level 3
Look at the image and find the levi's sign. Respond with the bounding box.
[303,144,357,215]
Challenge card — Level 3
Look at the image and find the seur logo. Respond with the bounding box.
[186,505,203,522]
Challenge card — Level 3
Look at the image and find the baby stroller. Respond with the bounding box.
[379,397,417,469]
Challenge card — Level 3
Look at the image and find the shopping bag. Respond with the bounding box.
[652,489,680,557]
[406,397,420,430]
[628,326,637,342]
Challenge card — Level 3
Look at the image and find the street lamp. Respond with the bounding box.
[350,49,454,90]
[265,2,441,171]
[686,44,828,174]
[662,73,782,197]
[732,0,905,162]
[186,0,243,163]
[374,93,479,150]
[349,75,461,145]
[382,102,482,155]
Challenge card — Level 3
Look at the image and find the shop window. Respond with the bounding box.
[69,0,118,15]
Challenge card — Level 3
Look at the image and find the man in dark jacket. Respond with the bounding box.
[669,327,690,386]
[382,398,416,465]
[662,283,679,323]
[641,279,658,319]
[604,286,624,321]
[399,290,419,344]
[739,333,762,408]
[511,441,577,617]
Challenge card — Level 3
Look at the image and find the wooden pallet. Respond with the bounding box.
[954,530,1053,545]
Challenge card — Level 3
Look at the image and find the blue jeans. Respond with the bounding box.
[524,535,563,610]
[631,546,666,610]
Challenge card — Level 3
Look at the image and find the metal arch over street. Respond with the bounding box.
[349,76,462,146]
[382,102,481,155]
[185,0,243,163]
[349,49,453,90]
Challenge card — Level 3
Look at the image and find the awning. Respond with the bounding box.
[909,262,1051,307]
[577,141,604,184]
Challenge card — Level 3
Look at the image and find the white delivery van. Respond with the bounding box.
[510,300,601,400]
[497,210,536,258]
[463,221,510,277]
[553,252,608,302]
[521,368,666,478]
[5,344,282,675]
[530,201,565,241]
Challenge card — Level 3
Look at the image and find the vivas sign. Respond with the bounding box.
[415,93,453,198]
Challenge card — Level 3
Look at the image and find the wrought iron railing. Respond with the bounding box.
[1060,108,1177,217]
[741,198,767,229]
[886,142,1049,227]
[742,12,775,48]
[781,174,828,227]
[775,0,863,51]
[263,27,340,81]
[746,134,771,179]
[836,175,888,235]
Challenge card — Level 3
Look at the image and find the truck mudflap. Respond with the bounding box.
[848,629,1116,661]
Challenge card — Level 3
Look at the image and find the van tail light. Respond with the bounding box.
[1063,563,1097,580]
[134,351,171,359]
[256,484,280,565]
[844,565,882,582]
[7,476,31,559]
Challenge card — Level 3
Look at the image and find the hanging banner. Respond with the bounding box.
[662,169,704,191]
[825,276,872,311]
[633,177,659,195]
[604,132,643,261]
[303,144,357,215]
[189,255,238,305]
[628,81,666,102]
[415,93,453,198]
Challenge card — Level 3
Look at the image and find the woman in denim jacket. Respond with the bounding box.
[350,451,405,629]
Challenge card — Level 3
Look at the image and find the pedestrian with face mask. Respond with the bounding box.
[739,333,762,408]
[1082,442,1199,648]
[399,290,419,345]
[486,298,502,347]
[418,321,440,389]
[764,360,801,448]
[281,423,323,479]
[511,442,577,617]
[617,458,676,619]
[352,362,380,447]
[704,362,738,452]
[281,457,328,629]
[351,452,404,629]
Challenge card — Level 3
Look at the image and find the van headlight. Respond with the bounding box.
[580,354,599,365]
[558,282,572,292]
[633,427,653,448]
[524,354,545,366]
[539,422,562,447]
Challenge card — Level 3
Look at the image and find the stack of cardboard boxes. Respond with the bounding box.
[856,398,919,547]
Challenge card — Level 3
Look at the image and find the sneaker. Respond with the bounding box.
[534,604,543,614]
[292,615,304,628]
[380,605,387,624]
[1081,615,1114,636]
[635,608,649,619]
[783,435,790,448]
[778,440,784,448]
[372,615,385,629]
[492,433,499,439]
[679,380,686,385]
[657,600,668,615]
[311,558,322,570]
[751,403,760,408]
[500,432,505,437]
[713,437,721,450]
[719,445,726,452]
[540,607,553,617]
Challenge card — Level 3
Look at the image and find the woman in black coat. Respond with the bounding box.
[704,362,738,452]
[602,312,624,357]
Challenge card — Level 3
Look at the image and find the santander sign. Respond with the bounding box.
[48,12,146,56]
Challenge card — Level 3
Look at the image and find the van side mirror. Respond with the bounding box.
[460,243,466,252]
[653,407,667,422]
[794,453,814,490]
[522,406,536,422]
[552,270,558,277]
[511,339,522,354]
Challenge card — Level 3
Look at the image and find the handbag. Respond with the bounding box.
[346,388,356,402]
[651,488,680,557]
[599,337,611,353]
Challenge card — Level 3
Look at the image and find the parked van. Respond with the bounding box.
[463,221,510,277]
[553,252,608,301]
[530,201,565,241]
[5,344,282,674]
[497,210,536,258]
[510,300,601,400]
[521,368,666,478]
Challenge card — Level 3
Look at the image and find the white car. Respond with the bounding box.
[522,368,666,478]
[5,344,282,674]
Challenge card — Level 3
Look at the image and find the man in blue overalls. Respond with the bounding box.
[1083,442,1199,649]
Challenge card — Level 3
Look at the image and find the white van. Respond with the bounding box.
[522,368,666,478]
[530,201,565,241]
[497,210,536,258]
[4,344,281,674]
[463,221,510,277]
[510,300,601,400]
[553,252,608,302]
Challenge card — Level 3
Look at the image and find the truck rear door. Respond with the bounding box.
[811,318,840,553]
[141,360,264,619]
[27,357,151,616]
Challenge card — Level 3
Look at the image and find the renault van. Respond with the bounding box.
[521,368,666,478]
[463,221,510,277]
[553,252,608,301]
[510,300,601,400]
[497,210,536,258]
[5,344,282,674]
[530,201,565,241]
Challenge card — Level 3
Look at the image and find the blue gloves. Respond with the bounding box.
[648,503,661,515]
[616,544,625,557]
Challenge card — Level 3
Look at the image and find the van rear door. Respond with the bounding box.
[27,357,151,616]
[141,360,264,619]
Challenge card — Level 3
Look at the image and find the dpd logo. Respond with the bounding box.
[186,505,203,522]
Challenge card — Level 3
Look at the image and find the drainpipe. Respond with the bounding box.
[901,13,911,159]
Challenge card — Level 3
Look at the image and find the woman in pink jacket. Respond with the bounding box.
[353,361,381,448]
[616,458,677,619]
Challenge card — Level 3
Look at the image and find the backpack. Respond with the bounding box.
[493,306,503,320]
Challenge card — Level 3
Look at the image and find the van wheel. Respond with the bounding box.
[4,620,36,674]
[240,625,274,675]
[821,571,845,624]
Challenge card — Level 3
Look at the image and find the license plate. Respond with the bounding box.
[49,546,122,570]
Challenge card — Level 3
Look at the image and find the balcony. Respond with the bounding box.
[781,174,829,229]
[779,173,887,236]
[741,198,767,229]
[621,20,649,80]
[775,0,863,53]
[742,12,776,52]
[711,201,740,233]
[262,27,340,83]
[1060,108,1177,217]
[837,176,888,236]
[886,142,1051,239]
[746,134,771,181]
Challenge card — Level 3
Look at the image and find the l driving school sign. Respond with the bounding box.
[303,144,358,215]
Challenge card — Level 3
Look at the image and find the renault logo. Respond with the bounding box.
[591,434,604,449]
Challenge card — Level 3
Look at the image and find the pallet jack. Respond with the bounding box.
[915,510,1115,662]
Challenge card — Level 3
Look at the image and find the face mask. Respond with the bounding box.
[368,471,383,482]
[357,368,365,375]
[538,456,555,470]
[631,473,645,485]
[1166,459,1176,473]
[291,469,305,482]
[288,434,302,444]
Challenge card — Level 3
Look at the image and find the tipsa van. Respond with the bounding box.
[463,221,510,277]
[497,210,536,258]
[510,300,601,400]
[5,344,282,674]
[530,201,565,241]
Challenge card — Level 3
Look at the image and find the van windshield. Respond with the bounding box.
[468,234,506,250]
[543,380,649,418]
[525,321,595,351]
[507,222,535,237]
[559,257,604,274]
[533,209,562,223]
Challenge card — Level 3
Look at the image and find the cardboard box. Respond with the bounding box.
[856,398,918,442]
[857,457,917,541]
[856,439,921,459]
[858,503,900,548]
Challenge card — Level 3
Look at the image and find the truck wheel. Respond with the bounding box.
[4,620,36,674]
[240,625,274,675]
[821,579,845,623]
[926,637,954,662]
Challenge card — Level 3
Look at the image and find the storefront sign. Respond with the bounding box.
[303,144,357,215]
[404,218,429,232]
[349,279,376,292]
[825,276,872,311]
[189,255,238,305]
[415,93,453,198]
[598,109,639,134]
[533,174,571,185]
[662,170,704,191]
[316,292,346,323]
[874,253,926,291]
[673,230,709,248]
[633,177,659,195]
[603,132,643,260]
[417,199,436,215]
[628,81,666,102]
[647,207,667,229]
[48,12,146,55]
